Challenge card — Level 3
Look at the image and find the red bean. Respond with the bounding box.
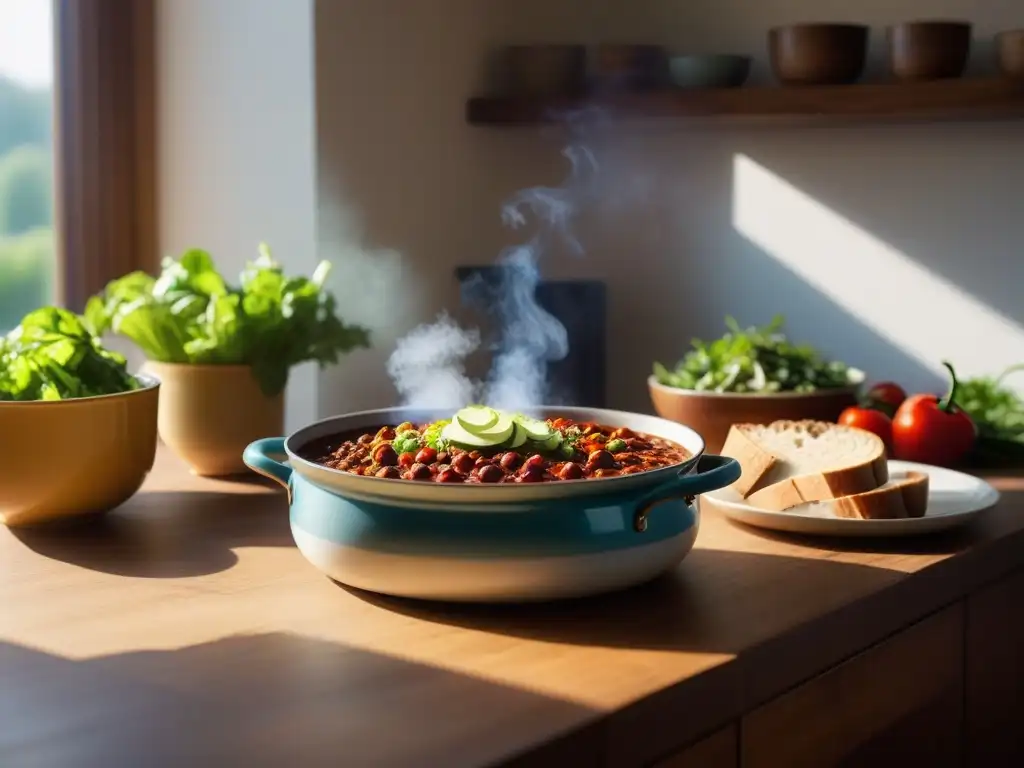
[451,453,475,475]
[407,463,431,480]
[587,449,615,470]
[357,434,373,445]
[373,444,398,467]
[523,454,547,472]
[500,452,522,471]
[477,464,503,483]
[436,451,450,465]
[415,447,437,465]
[398,452,416,468]
[436,468,461,483]
[474,456,491,469]
[559,462,584,480]
[611,427,635,440]
[517,468,544,483]
[375,466,401,479]
[376,427,397,441]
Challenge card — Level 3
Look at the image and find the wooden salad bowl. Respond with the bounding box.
[648,376,859,454]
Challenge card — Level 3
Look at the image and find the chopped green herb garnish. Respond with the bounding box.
[422,420,450,451]
[393,430,423,455]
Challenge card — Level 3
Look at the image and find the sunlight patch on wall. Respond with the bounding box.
[732,153,1024,382]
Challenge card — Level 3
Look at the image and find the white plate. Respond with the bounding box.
[703,460,1000,538]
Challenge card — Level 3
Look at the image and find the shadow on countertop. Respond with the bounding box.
[10,489,294,579]
[341,546,909,654]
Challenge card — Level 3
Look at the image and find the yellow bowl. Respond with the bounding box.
[0,375,160,527]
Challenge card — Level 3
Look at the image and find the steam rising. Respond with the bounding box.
[386,313,480,409]
[386,118,605,410]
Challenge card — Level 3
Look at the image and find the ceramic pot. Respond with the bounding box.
[144,362,284,477]
[669,54,752,89]
[0,375,159,527]
[888,21,972,81]
[996,30,1024,79]
[769,23,869,85]
[243,405,740,603]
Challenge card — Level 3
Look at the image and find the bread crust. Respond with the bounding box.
[819,472,929,520]
[721,420,889,511]
[720,424,778,497]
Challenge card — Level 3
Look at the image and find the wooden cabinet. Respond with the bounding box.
[653,725,737,768]
[967,568,1024,766]
[741,605,964,768]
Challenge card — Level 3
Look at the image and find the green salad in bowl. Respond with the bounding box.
[648,316,863,453]
[0,307,141,401]
[0,307,160,527]
[653,315,864,394]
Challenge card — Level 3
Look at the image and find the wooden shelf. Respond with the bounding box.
[466,77,1024,127]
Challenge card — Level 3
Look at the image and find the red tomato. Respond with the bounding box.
[838,406,894,452]
[865,381,907,415]
[891,362,976,467]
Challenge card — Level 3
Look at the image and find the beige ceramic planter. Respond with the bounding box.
[143,362,284,477]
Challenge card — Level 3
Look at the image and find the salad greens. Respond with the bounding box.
[0,307,139,401]
[653,315,863,394]
[85,244,370,397]
[957,365,1024,465]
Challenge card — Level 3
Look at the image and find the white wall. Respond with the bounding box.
[247,0,1023,420]
[155,0,320,431]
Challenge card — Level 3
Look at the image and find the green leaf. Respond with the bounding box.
[0,306,139,401]
[651,315,855,395]
[83,243,371,397]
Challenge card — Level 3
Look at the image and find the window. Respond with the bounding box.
[0,0,55,331]
[0,0,155,333]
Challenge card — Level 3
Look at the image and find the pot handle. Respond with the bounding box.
[633,454,740,533]
[243,438,293,494]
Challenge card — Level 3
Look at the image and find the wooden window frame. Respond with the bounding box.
[53,0,156,311]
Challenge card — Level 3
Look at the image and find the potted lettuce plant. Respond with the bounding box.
[86,244,369,476]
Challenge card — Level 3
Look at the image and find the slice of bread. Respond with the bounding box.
[720,420,889,512]
[788,471,929,520]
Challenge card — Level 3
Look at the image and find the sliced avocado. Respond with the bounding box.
[507,422,528,448]
[442,413,515,448]
[541,431,563,451]
[514,414,555,442]
[475,412,515,443]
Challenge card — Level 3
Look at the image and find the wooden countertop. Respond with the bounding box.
[3,448,1023,768]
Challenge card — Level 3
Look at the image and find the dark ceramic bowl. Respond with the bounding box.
[888,21,972,81]
[502,44,587,98]
[669,54,752,89]
[996,29,1024,80]
[593,44,670,91]
[769,23,869,85]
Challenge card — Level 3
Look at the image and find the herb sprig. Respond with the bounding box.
[957,365,1024,465]
[653,315,863,394]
